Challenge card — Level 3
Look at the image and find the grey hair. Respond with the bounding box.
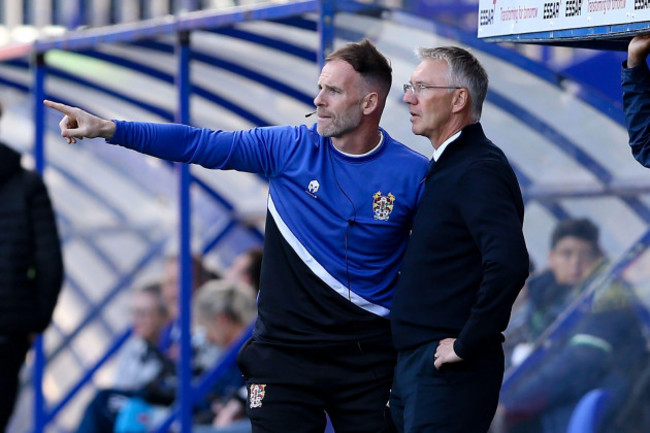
[417,46,488,121]
[194,280,257,325]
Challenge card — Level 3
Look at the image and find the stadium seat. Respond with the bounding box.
[566,388,611,433]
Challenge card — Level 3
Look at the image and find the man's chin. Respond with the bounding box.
[411,125,424,137]
[317,128,333,137]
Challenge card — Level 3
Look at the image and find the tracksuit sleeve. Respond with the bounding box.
[622,60,650,168]
[453,161,529,360]
[108,121,300,177]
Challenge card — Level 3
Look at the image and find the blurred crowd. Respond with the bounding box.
[494,218,650,433]
[86,221,650,433]
[76,248,262,433]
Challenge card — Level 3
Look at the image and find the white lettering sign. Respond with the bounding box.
[478,0,649,38]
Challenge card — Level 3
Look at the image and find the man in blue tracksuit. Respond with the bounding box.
[45,39,428,433]
[622,34,650,167]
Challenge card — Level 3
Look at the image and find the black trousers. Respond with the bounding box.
[0,335,31,433]
[237,337,397,433]
[390,340,504,433]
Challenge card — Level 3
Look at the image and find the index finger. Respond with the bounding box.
[43,100,74,115]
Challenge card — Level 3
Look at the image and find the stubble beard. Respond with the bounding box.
[318,109,362,138]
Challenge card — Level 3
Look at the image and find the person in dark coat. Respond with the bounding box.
[0,118,64,431]
[390,46,529,433]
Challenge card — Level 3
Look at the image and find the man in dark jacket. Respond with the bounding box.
[390,46,529,432]
[0,134,64,431]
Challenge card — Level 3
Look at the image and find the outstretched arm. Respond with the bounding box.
[43,99,299,176]
[43,100,116,143]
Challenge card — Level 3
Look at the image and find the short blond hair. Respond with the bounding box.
[194,280,256,325]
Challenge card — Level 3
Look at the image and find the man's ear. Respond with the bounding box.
[362,92,379,115]
[451,88,469,114]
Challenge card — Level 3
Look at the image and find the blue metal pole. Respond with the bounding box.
[32,51,46,433]
[182,0,198,12]
[176,29,193,433]
[34,53,45,173]
[317,0,336,69]
[75,0,86,28]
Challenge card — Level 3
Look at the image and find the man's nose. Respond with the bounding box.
[314,90,325,106]
[403,91,416,104]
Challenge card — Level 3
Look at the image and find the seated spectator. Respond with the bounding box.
[110,280,256,433]
[160,254,218,323]
[76,284,174,433]
[505,218,604,365]
[158,254,221,370]
[223,248,263,297]
[497,219,650,433]
[498,278,648,433]
[113,283,170,390]
[76,255,219,433]
[192,280,257,433]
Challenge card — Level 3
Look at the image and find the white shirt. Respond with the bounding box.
[432,131,462,162]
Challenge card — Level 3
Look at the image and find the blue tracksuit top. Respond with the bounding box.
[109,121,428,344]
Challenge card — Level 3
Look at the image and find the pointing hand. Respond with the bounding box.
[43,100,116,144]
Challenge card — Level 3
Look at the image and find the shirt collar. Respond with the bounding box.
[432,130,462,162]
[333,131,384,158]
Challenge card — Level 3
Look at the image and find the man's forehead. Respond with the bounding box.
[411,59,448,81]
[552,236,597,253]
[319,59,358,85]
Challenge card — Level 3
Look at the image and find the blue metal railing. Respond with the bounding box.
[31,51,47,433]
[1,1,643,431]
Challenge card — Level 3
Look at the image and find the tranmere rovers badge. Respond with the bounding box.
[249,384,267,408]
[373,191,395,221]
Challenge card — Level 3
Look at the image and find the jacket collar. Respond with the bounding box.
[434,122,487,165]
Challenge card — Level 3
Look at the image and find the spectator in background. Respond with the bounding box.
[224,248,263,297]
[505,218,603,366]
[499,266,648,433]
[157,254,220,370]
[0,109,64,432]
[160,254,218,326]
[113,283,171,390]
[77,254,222,433]
[192,280,257,433]
[76,283,174,433]
[111,280,257,433]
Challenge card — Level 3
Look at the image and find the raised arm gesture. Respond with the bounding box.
[628,34,650,69]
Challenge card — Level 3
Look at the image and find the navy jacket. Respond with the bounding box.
[0,143,64,334]
[622,60,650,167]
[391,123,529,359]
